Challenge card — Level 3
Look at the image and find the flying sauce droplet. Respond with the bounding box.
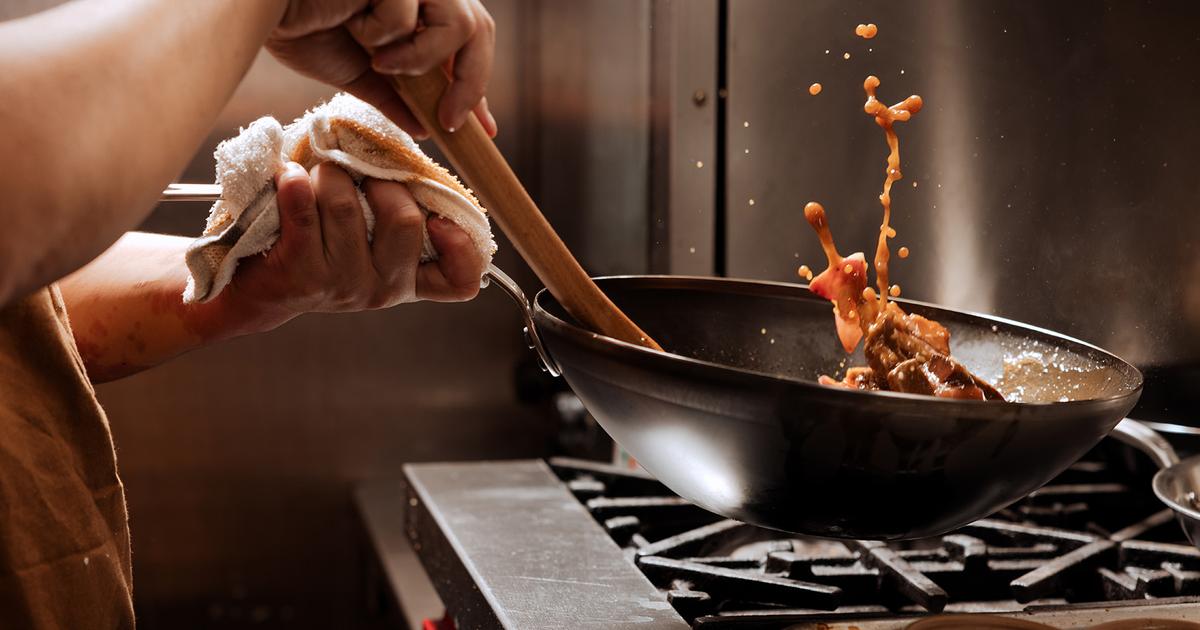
[889,285,901,297]
[898,246,910,258]
[798,265,813,280]
[809,83,823,95]
[855,23,879,39]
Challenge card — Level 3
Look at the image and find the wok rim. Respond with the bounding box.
[532,274,1144,410]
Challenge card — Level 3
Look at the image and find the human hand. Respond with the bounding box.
[267,0,497,139]
[221,162,486,330]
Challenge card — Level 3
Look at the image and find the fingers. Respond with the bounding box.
[417,216,484,302]
[440,3,495,133]
[343,71,427,139]
[346,0,419,48]
[310,163,372,281]
[267,26,371,88]
[272,163,323,273]
[364,179,425,303]
[371,0,476,76]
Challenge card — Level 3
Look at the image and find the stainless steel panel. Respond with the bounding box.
[650,0,719,275]
[726,0,1200,367]
[525,0,653,275]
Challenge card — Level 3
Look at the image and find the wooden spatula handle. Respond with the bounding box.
[390,71,662,352]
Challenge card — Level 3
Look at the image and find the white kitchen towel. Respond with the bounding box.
[183,93,497,304]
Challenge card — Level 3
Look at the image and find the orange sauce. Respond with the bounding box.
[801,77,922,352]
[809,83,823,95]
[862,75,922,310]
[855,23,879,39]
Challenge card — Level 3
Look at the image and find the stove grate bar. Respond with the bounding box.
[852,541,948,613]
[1011,539,1116,603]
[638,555,842,610]
[637,519,748,559]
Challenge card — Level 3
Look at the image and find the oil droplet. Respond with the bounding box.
[855,23,878,39]
[809,83,822,95]
[760,328,767,335]
[695,160,704,168]
[744,148,750,154]
[743,121,750,128]
[769,338,776,344]
[912,181,918,188]
[689,246,696,254]
[843,264,853,274]
[798,265,813,280]
[748,198,756,206]
[898,246,910,258]
[843,52,851,60]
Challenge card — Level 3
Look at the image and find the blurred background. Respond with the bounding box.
[5,0,1200,627]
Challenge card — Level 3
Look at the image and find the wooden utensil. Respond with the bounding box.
[390,70,662,352]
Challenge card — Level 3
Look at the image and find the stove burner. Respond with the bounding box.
[549,456,1200,627]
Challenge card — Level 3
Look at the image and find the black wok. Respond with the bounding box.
[524,275,1142,540]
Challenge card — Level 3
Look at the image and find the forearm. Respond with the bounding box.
[0,0,286,306]
[59,232,280,382]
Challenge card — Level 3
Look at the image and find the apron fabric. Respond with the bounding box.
[0,286,134,628]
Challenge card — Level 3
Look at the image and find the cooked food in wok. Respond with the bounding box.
[801,76,1004,401]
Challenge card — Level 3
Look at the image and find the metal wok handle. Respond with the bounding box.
[1110,418,1180,470]
[484,264,561,377]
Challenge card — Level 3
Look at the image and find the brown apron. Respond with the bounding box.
[0,286,134,628]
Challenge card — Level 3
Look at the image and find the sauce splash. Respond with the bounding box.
[801,76,1003,401]
[804,76,921,350]
[863,75,923,310]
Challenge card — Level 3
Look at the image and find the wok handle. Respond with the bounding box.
[1110,418,1179,469]
[388,70,663,352]
[484,264,560,377]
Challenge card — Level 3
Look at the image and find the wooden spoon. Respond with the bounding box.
[390,70,662,351]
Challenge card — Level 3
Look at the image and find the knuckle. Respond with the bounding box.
[479,11,495,36]
[324,197,363,222]
[288,207,319,228]
[457,11,478,36]
[391,206,425,232]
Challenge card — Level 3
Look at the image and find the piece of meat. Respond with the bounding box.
[864,305,1003,401]
[863,303,949,375]
[886,355,1003,400]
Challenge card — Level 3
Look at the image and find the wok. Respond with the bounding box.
[499,272,1142,540]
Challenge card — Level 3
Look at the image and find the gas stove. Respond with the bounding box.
[393,439,1200,629]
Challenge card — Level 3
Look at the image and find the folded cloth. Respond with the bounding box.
[183,93,497,304]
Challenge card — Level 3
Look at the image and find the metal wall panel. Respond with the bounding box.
[725,0,1200,370]
[650,0,720,275]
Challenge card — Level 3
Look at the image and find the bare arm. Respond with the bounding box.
[0,0,286,307]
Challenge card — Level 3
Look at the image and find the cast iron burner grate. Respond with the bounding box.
[548,455,1200,628]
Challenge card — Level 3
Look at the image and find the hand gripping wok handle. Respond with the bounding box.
[484,264,560,377]
[1110,418,1180,469]
[389,70,662,352]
